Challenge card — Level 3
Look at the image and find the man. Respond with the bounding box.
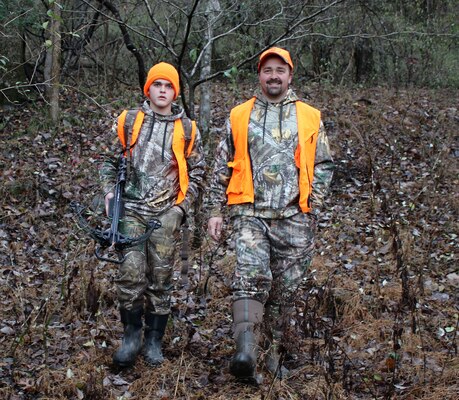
[99,62,205,368]
[207,47,334,381]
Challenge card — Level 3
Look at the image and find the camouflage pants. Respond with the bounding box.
[232,212,316,305]
[116,206,183,313]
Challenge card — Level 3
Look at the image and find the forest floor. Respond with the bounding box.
[0,82,458,400]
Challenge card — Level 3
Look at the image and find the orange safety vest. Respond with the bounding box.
[227,97,320,213]
[117,110,196,205]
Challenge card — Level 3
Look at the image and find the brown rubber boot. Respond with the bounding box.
[264,337,290,378]
[229,298,264,382]
[264,303,290,378]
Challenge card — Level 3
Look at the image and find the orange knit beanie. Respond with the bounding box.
[143,62,180,99]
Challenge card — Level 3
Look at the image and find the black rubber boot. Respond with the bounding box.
[112,307,143,367]
[229,298,264,382]
[143,313,168,366]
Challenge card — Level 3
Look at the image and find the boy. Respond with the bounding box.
[100,62,205,367]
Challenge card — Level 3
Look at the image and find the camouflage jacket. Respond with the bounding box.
[207,88,334,219]
[99,101,206,220]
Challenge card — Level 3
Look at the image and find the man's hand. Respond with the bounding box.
[208,217,223,241]
[104,192,114,216]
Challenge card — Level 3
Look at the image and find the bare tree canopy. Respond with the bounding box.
[1,0,458,110]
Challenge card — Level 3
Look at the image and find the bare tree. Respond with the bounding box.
[198,0,221,138]
[78,0,346,117]
[94,0,146,89]
[1,0,458,108]
[44,0,62,122]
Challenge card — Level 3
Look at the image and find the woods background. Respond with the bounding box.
[1,0,458,126]
[1,1,458,400]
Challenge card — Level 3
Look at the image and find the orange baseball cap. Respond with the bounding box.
[258,47,294,72]
[143,62,180,99]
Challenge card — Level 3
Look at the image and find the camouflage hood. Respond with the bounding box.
[254,87,300,106]
[140,100,185,122]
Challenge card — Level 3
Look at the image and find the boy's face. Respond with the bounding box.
[148,79,175,114]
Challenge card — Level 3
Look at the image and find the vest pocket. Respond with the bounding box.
[226,159,244,195]
[294,145,301,168]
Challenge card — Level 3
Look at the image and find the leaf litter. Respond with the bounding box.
[0,84,458,399]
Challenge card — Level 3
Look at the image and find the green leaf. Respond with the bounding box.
[189,48,198,63]
[445,326,455,333]
[53,14,64,23]
[224,66,239,79]
[46,9,63,23]
[42,21,49,29]
[45,39,53,48]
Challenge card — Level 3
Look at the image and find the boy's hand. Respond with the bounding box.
[104,192,114,216]
[208,217,223,241]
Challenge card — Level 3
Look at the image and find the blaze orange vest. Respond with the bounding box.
[227,97,320,212]
[117,110,196,205]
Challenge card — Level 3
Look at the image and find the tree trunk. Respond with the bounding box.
[189,0,221,250]
[198,0,221,141]
[44,2,61,123]
[50,3,61,122]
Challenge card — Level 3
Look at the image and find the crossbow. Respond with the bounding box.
[71,155,161,264]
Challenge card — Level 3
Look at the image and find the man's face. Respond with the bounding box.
[148,79,175,114]
[258,56,292,103]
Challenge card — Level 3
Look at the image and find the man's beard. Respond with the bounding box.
[266,79,283,95]
[267,86,282,95]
